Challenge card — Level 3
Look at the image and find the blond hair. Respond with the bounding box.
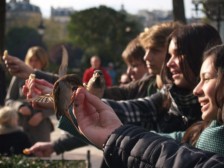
[139,21,183,50]
[0,106,17,127]
[24,46,49,70]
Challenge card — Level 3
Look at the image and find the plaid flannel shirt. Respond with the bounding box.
[102,85,201,133]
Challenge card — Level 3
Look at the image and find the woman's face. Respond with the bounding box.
[28,56,43,70]
[144,46,166,75]
[126,59,148,81]
[193,56,218,121]
[166,38,194,89]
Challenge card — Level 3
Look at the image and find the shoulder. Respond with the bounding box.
[84,67,94,73]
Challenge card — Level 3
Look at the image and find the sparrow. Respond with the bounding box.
[32,46,82,131]
[85,70,106,99]
[53,73,83,119]
[32,47,105,132]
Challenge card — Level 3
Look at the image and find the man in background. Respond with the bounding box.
[82,55,112,87]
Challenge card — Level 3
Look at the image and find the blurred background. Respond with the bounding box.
[1,0,224,85]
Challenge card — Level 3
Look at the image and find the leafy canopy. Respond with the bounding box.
[68,6,142,67]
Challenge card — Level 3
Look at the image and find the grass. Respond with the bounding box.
[0,155,86,168]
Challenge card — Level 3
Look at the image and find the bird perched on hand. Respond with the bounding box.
[84,69,106,99]
[53,46,83,121]
[31,46,82,131]
[53,74,83,119]
[31,47,105,131]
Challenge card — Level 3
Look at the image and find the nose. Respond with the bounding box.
[126,66,132,76]
[144,50,152,62]
[166,56,175,68]
[193,81,203,96]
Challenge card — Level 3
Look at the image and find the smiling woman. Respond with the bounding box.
[102,23,222,135]
[71,45,224,168]
[69,23,224,167]
[193,56,218,121]
[181,44,224,155]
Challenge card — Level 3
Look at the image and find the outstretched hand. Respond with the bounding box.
[3,54,34,79]
[23,78,53,99]
[73,87,123,148]
[27,142,54,157]
[22,78,54,110]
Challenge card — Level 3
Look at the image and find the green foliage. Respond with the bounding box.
[5,26,45,60]
[67,6,142,69]
[0,155,86,168]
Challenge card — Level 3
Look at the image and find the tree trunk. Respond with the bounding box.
[0,0,6,55]
[172,0,187,24]
[0,0,6,105]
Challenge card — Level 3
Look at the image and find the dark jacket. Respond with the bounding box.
[104,125,224,168]
[103,75,156,100]
[34,70,58,83]
[0,129,31,156]
[53,133,87,154]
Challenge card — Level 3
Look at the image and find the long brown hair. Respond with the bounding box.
[25,46,49,70]
[182,44,224,146]
[161,23,222,89]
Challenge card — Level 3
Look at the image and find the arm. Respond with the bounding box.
[28,132,88,157]
[3,54,58,82]
[3,54,34,79]
[73,88,224,168]
[102,92,165,130]
[53,133,87,154]
[157,131,185,142]
[104,125,224,168]
[34,70,58,84]
[5,76,33,116]
[103,75,155,100]
[5,76,27,110]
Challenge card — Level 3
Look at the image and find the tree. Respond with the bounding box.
[0,0,6,55]
[67,6,142,69]
[5,27,45,60]
[0,0,7,105]
[172,0,186,24]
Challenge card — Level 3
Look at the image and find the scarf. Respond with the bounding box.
[196,120,224,156]
[167,85,201,126]
[170,85,198,110]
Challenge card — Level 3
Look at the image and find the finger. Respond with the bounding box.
[4,57,17,66]
[36,79,54,87]
[28,82,41,94]
[29,83,42,94]
[22,85,29,97]
[76,87,111,112]
[73,88,96,117]
[6,64,19,73]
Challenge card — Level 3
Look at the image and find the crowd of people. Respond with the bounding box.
[1,21,224,168]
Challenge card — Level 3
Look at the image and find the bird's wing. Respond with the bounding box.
[58,45,69,77]
[31,94,54,103]
[54,80,73,119]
